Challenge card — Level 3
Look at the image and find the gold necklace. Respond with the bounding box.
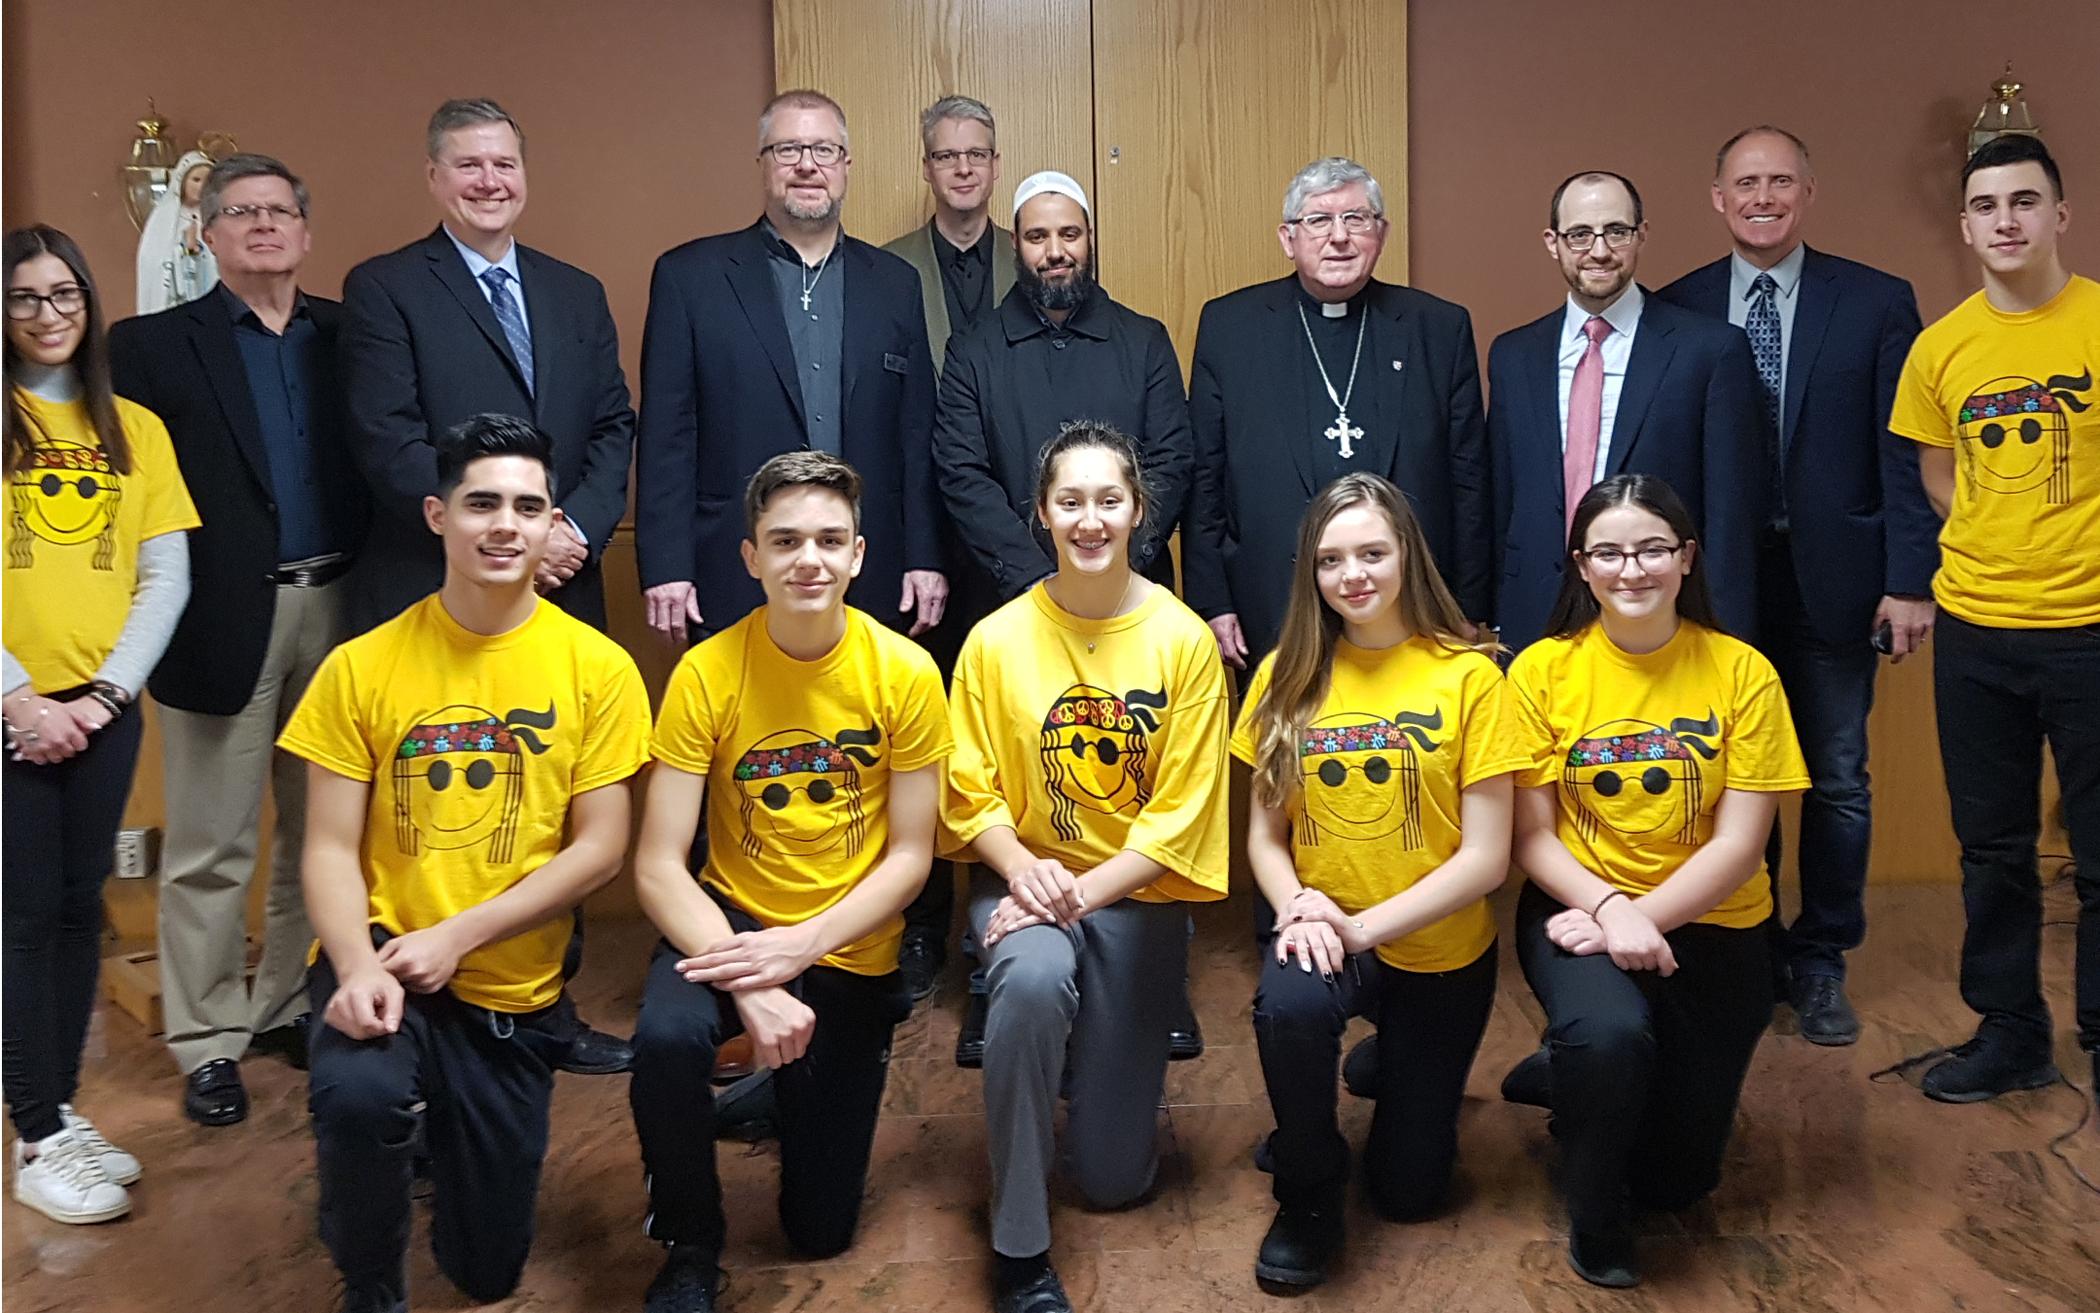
[1051,572,1137,654]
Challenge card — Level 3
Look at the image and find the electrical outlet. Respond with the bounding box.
[114,827,161,879]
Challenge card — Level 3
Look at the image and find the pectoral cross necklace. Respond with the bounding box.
[1298,302,1366,458]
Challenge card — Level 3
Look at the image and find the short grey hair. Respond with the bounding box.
[427,98,525,161]
[760,89,850,152]
[199,154,310,228]
[1283,157,1385,223]
[920,95,996,156]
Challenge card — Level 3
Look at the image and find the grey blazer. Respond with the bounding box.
[881,218,1017,371]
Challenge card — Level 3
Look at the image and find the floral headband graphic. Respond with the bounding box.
[1300,708,1444,759]
[733,728,880,781]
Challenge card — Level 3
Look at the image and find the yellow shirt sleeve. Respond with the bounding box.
[1122,636,1232,899]
[940,636,1016,854]
[887,648,955,773]
[277,646,376,782]
[1505,650,1562,790]
[651,649,718,778]
[1888,332,1955,447]
[1724,653,1812,792]
[1227,655,1275,767]
[1457,660,1538,789]
[575,648,654,794]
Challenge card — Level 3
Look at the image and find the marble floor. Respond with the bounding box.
[7,882,2098,1312]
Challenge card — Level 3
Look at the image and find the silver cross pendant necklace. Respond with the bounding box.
[799,246,834,314]
[1297,303,1366,458]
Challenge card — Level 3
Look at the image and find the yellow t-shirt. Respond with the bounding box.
[653,607,954,976]
[1889,274,2100,626]
[1507,622,1808,929]
[278,596,653,1012]
[944,583,1230,903]
[1229,638,1533,973]
[4,390,200,690]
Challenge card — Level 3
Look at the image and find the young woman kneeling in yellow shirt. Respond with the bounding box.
[1503,473,1808,1289]
[943,422,1230,1313]
[1232,473,1525,1290]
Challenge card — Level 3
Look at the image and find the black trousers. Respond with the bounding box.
[628,921,908,1264]
[1515,882,1771,1238]
[306,946,564,1303]
[2,707,143,1142]
[1935,613,2100,1053]
[1252,939,1496,1220]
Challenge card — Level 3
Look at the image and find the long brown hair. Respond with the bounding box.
[1248,473,1490,809]
[1542,473,1723,640]
[4,225,129,477]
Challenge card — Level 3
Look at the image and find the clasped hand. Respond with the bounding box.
[982,857,1087,947]
[1546,898,1678,975]
[1272,887,1361,978]
[323,924,469,1040]
[677,924,819,992]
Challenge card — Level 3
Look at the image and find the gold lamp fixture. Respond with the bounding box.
[1968,63,2041,156]
[121,101,180,231]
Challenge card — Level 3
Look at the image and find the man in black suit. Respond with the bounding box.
[1658,127,1934,1043]
[340,97,635,635]
[1488,171,1765,653]
[635,88,944,647]
[1186,156,1490,670]
[110,154,365,1127]
[340,98,636,1075]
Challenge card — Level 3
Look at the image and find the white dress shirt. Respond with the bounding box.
[1556,284,1643,479]
[1726,242,1805,431]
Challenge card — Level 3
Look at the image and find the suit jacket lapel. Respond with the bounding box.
[1605,299,1675,477]
[422,229,531,394]
[990,222,1017,304]
[842,239,875,408]
[908,225,953,369]
[1266,281,1320,498]
[1520,313,1563,482]
[727,224,808,427]
[517,246,563,419]
[184,292,275,498]
[1783,250,1837,459]
[1361,284,1410,479]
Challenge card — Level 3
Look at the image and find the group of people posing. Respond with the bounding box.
[1,83,2094,1313]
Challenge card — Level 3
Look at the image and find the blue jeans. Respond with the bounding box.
[1760,545,1879,980]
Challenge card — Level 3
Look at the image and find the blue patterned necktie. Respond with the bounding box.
[1746,271,1783,506]
[482,267,535,396]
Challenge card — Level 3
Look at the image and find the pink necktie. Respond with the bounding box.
[1564,315,1611,536]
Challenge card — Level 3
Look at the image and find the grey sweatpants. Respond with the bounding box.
[969,867,1186,1257]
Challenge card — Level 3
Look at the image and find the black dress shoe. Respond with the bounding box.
[1920,1034,2059,1104]
[644,1243,719,1313]
[556,1025,634,1076]
[1499,1046,1553,1109]
[899,930,944,1003]
[994,1253,1071,1313]
[1790,974,1861,1046]
[1254,1204,1343,1289]
[251,1015,311,1070]
[1168,1013,1204,1062]
[1568,1231,1639,1288]
[713,1069,779,1142]
[1341,1034,1379,1097]
[184,1057,248,1127]
[956,992,988,1069]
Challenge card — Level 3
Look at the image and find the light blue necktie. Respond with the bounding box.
[481,267,534,396]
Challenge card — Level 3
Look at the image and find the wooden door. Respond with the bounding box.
[774,0,1096,249]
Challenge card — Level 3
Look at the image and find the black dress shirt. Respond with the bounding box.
[937,223,997,336]
[762,221,845,455]
[222,283,352,562]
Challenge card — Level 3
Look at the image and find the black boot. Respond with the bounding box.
[1254,1204,1343,1289]
[993,1252,1071,1313]
[1567,1231,1639,1288]
[956,991,989,1068]
[643,1243,720,1312]
[1499,1046,1553,1109]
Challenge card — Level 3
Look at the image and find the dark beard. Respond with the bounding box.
[1017,251,1097,315]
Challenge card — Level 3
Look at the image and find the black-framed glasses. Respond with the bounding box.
[1053,733,1123,766]
[927,148,994,169]
[760,778,835,809]
[1287,210,1381,236]
[31,473,106,499]
[1576,541,1683,571]
[215,203,304,226]
[425,758,497,791]
[763,140,847,167]
[1556,224,1638,252]
[1313,757,1393,787]
[5,287,86,321]
[1576,765,1674,797]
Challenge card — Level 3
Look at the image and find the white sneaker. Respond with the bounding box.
[12,1129,131,1224]
[60,1104,141,1186]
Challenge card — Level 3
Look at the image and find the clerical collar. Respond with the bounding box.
[1295,280,1364,319]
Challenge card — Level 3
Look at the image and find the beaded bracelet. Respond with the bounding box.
[1590,889,1627,918]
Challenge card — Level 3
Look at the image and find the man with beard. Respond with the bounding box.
[1486,171,1764,654]
[931,169,1198,1068]
[636,89,944,648]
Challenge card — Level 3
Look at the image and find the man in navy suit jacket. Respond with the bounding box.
[340,99,635,637]
[1488,171,1766,654]
[635,90,943,647]
[1657,126,1934,1043]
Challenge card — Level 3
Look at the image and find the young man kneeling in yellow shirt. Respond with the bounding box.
[280,414,653,1311]
[628,451,954,1311]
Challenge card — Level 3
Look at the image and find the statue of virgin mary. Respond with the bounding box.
[135,150,219,314]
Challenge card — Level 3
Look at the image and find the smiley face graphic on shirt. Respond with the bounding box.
[6,442,121,570]
[391,703,557,862]
[1038,684,1168,843]
[1956,369,2091,505]
[731,727,883,859]
[1562,712,1721,845]
[1296,708,1444,849]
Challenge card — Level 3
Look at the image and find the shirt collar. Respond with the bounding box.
[1730,243,1807,301]
[218,280,311,329]
[1001,284,1112,342]
[1562,283,1643,342]
[933,217,994,265]
[443,226,520,285]
[760,217,842,269]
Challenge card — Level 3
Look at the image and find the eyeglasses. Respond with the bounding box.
[1287,210,1381,236]
[1313,757,1394,787]
[5,287,86,321]
[215,203,304,226]
[30,473,106,498]
[760,779,835,809]
[424,759,497,791]
[927,148,994,170]
[1053,733,1124,766]
[763,140,847,167]
[1576,541,1683,571]
[1556,224,1639,252]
